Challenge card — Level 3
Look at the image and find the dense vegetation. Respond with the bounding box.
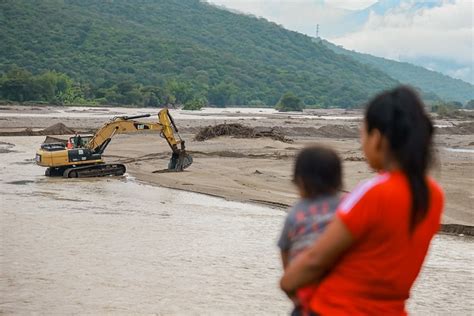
[275,92,304,112]
[183,97,207,111]
[465,100,474,109]
[1,0,402,108]
[0,67,82,104]
[322,40,474,104]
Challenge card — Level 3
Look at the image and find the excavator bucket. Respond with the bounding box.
[168,151,193,171]
[157,109,193,172]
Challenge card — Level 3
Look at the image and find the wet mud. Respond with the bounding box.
[0,136,473,315]
[1,106,473,314]
[0,141,15,154]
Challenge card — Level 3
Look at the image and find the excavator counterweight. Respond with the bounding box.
[36,109,192,178]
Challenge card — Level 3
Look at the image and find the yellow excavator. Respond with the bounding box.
[35,108,192,178]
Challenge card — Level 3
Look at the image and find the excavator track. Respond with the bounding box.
[63,163,126,178]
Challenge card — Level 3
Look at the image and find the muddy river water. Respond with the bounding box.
[1,136,473,315]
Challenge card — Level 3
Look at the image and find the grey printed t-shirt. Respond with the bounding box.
[278,194,342,261]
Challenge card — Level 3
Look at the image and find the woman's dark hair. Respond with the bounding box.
[293,146,342,198]
[365,86,434,232]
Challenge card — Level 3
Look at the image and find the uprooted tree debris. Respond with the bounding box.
[194,123,292,143]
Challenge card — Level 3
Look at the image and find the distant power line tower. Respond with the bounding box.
[316,24,320,38]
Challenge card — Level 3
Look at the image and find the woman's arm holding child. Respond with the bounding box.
[280,217,353,296]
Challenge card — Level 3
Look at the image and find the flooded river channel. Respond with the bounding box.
[1,136,473,315]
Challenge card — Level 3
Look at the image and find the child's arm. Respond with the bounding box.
[281,250,301,307]
[278,213,293,268]
[280,250,290,270]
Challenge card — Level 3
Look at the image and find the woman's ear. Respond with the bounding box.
[379,134,391,153]
[372,129,384,151]
[366,128,386,171]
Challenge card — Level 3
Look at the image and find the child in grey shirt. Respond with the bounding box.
[278,146,343,316]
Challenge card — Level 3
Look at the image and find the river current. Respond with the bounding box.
[1,136,472,315]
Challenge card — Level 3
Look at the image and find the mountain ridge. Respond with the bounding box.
[1,0,471,107]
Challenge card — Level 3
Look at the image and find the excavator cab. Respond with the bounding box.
[67,135,92,149]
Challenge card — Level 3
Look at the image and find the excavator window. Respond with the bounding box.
[41,143,66,151]
[70,136,93,148]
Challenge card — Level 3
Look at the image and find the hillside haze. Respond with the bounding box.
[1,0,399,107]
[322,40,474,103]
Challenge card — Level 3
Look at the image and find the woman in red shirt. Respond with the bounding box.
[280,86,444,315]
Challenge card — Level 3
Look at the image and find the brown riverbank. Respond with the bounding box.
[2,134,472,314]
[1,105,473,228]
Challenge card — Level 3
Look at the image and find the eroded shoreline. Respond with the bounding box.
[1,105,473,228]
[1,118,473,314]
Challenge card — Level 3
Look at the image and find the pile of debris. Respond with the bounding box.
[437,122,474,135]
[0,123,76,136]
[194,123,292,143]
[274,125,359,138]
[316,125,359,138]
[41,123,75,135]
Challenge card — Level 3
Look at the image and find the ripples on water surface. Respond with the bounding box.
[0,136,472,315]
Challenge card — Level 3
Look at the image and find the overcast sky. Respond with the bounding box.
[209,0,378,11]
[207,0,473,83]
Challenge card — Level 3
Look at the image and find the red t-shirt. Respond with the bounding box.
[310,171,444,315]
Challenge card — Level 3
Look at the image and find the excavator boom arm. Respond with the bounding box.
[158,108,181,151]
[86,109,182,154]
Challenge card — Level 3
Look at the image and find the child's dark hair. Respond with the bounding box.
[365,86,434,232]
[293,146,342,198]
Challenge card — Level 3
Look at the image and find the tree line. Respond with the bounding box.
[0,66,301,109]
[2,67,473,113]
[0,66,319,110]
[0,66,226,108]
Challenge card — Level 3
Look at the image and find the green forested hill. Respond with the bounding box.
[322,40,473,103]
[1,0,401,107]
